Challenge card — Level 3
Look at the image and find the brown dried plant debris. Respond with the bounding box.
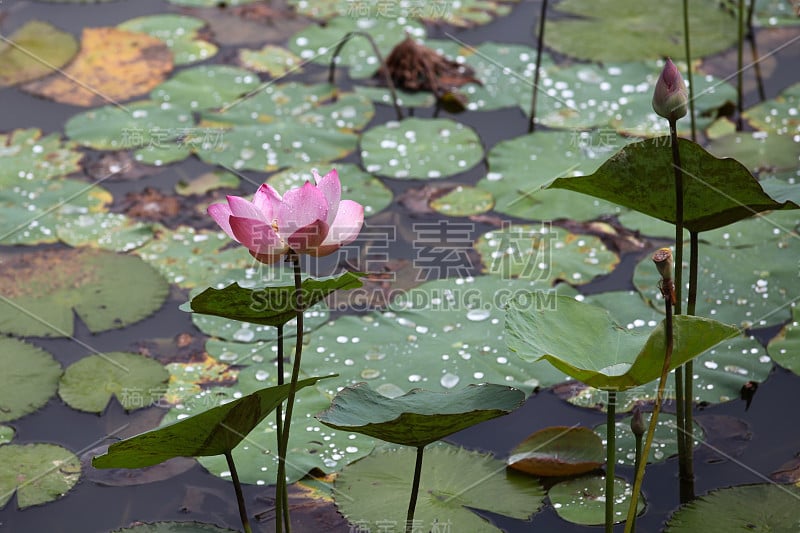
[376,36,481,95]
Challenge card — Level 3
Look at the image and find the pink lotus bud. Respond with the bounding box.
[652,59,688,122]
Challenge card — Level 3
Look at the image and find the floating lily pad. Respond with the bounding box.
[419,0,520,27]
[361,118,483,179]
[479,130,635,220]
[0,444,81,509]
[93,375,330,468]
[548,137,800,232]
[118,15,217,65]
[194,303,329,345]
[59,352,168,413]
[744,82,800,135]
[0,176,112,246]
[0,426,13,445]
[334,443,545,532]
[505,294,739,391]
[594,413,704,466]
[267,163,392,217]
[163,354,238,405]
[475,224,619,284]
[546,0,738,62]
[317,383,524,447]
[175,170,240,196]
[507,426,605,477]
[633,240,798,327]
[0,338,61,423]
[150,65,260,111]
[112,522,239,533]
[768,308,800,376]
[0,248,168,337]
[56,213,154,252]
[288,16,425,79]
[706,132,800,180]
[0,129,83,184]
[761,176,800,204]
[133,226,253,288]
[0,21,78,87]
[665,484,800,532]
[23,27,173,107]
[237,44,302,76]
[354,86,436,108]
[548,475,643,525]
[429,185,494,216]
[167,0,259,5]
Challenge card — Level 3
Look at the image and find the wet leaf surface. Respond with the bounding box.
[0,338,61,423]
[548,475,643,525]
[508,426,604,477]
[118,14,218,66]
[767,307,800,376]
[0,21,78,87]
[0,444,81,509]
[237,44,302,77]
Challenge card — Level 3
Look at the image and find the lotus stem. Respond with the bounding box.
[736,0,745,131]
[630,406,645,533]
[680,231,700,502]
[275,324,289,533]
[405,446,426,533]
[605,390,617,533]
[328,31,404,121]
[745,0,766,101]
[682,0,696,141]
[528,0,549,133]
[225,450,253,533]
[276,252,306,533]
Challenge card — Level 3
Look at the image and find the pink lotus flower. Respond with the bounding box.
[208,168,364,264]
[652,58,688,122]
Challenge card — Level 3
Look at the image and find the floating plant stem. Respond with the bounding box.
[225,450,253,533]
[328,31,403,121]
[682,0,696,141]
[528,0,548,133]
[736,0,745,131]
[605,390,617,533]
[405,445,426,533]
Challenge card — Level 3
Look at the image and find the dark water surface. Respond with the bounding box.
[1,1,799,532]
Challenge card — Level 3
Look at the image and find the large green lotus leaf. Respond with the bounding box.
[237,44,301,77]
[59,352,168,413]
[112,523,238,533]
[288,16,425,79]
[665,484,800,532]
[0,444,80,509]
[549,475,643,525]
[335,443,545,532]
[563,336,773,411]
[594,413,704,467]
[479,130,634,220]
[133,227,253,289]
[633,239,799,327]
[0,177,112,245]
[0,248,168,337]
[65,100,193,150]
[118,15,217,66]
[164,366,375,484]
[267,163,392,217]
[194,123,359,172]
[505,295,739,391]
[0,21,78,87]
[753,0,800,27]
[425,40,553,114]
[0,338,61,423]
[317,383,524,447]
[761,176,800,204]
[56,213,154,252]
[93,376,331,469]
[0,426,13,445]
[548,137,800,232]
[546,0,738,62]
[150,65,260,110]
[507,426,604,477]
[360,118,483,179]
[744,82,800,135]
[0,129,83,184]
[175,169,240,196]
[201,83,373,130]
[303,276,577,396]
[474,224,619,284]
[768,307,800,376]
[706,132,800,180]
[430,185,494,217]
[190,272,363,327]
[419,0,520,27]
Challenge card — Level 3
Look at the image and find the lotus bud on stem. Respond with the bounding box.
[653,247,676,304]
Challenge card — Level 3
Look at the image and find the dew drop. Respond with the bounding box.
[408,374,422,383]
[440,372,460,389]
[360,368,381,379]
[255,370,269,381]
[233,327,255,342]
[466,309,491,321]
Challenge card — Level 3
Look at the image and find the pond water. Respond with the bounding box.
[0,0,799,532]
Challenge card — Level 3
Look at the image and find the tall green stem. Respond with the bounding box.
[630,420,644,533]
[528,0,548,133]
[225,450,253,533]
[605,390,617,533]
[405,446,426,533]
[275,324,289,533]
[736,0,745,131]
[682,0,696,141]
[276,252,305,533]
[680,231,700,502]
